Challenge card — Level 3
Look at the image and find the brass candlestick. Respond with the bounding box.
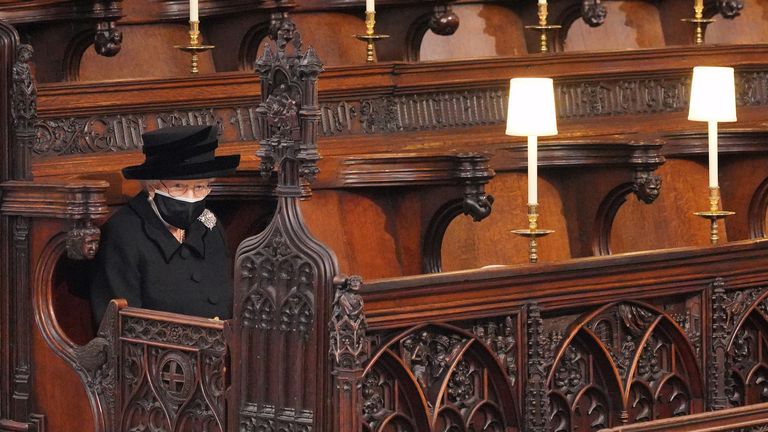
[525,3,561,53]
[681,0,714,45]
[354,11,389,63]
[174,20,215,74]
[694,187,734,245]
[512,203,554,263]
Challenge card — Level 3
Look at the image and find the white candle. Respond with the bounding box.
[709,121,718,188]
[528,135,538,205]
[366,0,375,13]
[190,0,199,22]
[538,0,547,5]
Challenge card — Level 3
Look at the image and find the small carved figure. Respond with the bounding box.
[463,194,494,222]
[403,331,430,390]
[67,224,101,260]
[95,22,123,57]
[12,44,36,131]
[339,276,364,321]
[582,0,607,27]
[634,174,662,204]
[265,83,299,140]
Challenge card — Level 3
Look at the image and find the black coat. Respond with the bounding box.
[90,191,233,323]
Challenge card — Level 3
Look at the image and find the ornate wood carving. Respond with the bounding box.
[73,300,122,431]
[330,275,367,432]
[718,0,744,18]
[253,16,322,182]
[582,0,607,27]
[11,43,34,181]
[232,15,336,432]
[428,4,459,36]
[65,221,100,260]
[362,322,518,432]
[472,316,517,387]
[92,1,122,57]
[350,152,496,273]
[526,302,551,432]
[119,311,226,432]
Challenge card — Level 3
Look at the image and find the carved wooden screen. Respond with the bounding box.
[118,308,226,432]
[361,318,521,431]
[230,15,337,432]
[539,301,704,430]
[710,282,768,410]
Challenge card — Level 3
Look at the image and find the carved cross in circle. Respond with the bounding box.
[160,360,186,395]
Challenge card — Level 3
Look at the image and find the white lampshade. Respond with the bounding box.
[688,66,737,122]
[506,77,558,137]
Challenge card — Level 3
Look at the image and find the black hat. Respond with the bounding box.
[122,125,240,180]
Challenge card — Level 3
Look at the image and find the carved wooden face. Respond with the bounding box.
[81,233,100,259]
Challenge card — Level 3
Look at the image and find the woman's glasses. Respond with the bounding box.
[160,181,212,198]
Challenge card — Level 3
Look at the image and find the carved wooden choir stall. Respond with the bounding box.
[7,2,768,432]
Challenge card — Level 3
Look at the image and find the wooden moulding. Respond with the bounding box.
[0,180,108,220]
[599,401,768,431]
[360,238,768,329]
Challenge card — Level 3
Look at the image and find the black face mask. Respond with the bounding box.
[153,192,206,230]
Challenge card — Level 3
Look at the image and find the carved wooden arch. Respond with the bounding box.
[725,288,768,350]
[726,306,768,406]
[238,21,270,71]
[404,11,433,62]
[552,3,584,53]
[747,175,768,239]
[546,300,704,427]
[423,198,466,273]
[62,29,96,82]
[363,321,520,432]
[362,348,432,432]
[592,173,662,256]
[32,232,122,432]
[592,182,636,256]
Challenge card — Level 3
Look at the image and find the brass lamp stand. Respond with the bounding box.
[512,204,554,263]
[525,3,561,53]
[354,11,389,63]
[174,20,215,74]
[694,187,733,245]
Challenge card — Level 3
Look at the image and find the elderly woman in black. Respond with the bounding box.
[90,125,240,324]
